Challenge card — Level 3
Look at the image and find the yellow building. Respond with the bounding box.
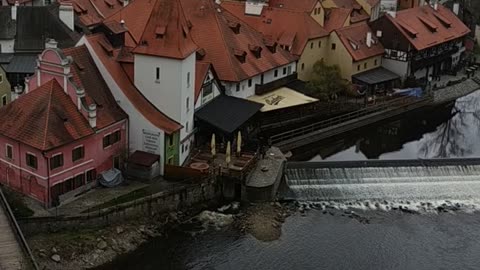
[0,66,11,107]
[326,22,384,80]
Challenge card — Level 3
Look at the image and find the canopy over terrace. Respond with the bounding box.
[352,67,401,97]
[195,95,263,135]
[247,87,318,112]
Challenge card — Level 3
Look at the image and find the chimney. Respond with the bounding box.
[88,104,97,128]
[376,30,382,38]
[366,32,372,48]
[11,1,19,21]
[59,1,75,31]
[45,39,58,49]
[123,0,129,7]
[433,0,438,10]
[12,85,23,101]
[453,3,460,15]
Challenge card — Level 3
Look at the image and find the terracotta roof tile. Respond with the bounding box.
[62,45,128,129]
[0,80,94,151]
[335,22,384,61]
[195,62,210,103]
[181,0,297,82]
[131,0,198,59]
[324,8,351,32]
[267,0,318,12]
[86,34,182,134]
[386,5,470,51]
[222,1,329,56]
[63,0,123,28]
[331,0,370,23]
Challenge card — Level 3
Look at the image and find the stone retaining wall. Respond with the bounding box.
[19,179,221,236]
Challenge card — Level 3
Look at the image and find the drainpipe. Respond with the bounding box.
[44,152,50,208]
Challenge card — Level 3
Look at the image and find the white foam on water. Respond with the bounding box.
[197,210,234,230]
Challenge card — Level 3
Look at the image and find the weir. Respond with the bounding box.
[281,159,480,202]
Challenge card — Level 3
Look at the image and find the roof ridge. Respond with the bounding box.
[211,5,239,82]
[41,80,56,150]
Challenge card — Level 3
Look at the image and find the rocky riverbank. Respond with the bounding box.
[27,207,210,269]
[234,202,292,242]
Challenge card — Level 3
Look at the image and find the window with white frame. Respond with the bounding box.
[50,154,64,170]
[5,144,12,160]
[72,146,84,162]
[26,153,37,169]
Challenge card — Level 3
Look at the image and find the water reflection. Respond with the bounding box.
[296,90,480,161]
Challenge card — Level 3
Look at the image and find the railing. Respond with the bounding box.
[269,96,429,145]
[0,187,39,270]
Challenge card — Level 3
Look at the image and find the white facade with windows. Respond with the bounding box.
[224,62,297,99]
[195,68,222,110]
[133,53,195,165]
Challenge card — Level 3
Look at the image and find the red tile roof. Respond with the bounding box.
[85,33,182,134]
[103,0,157,46]
[335,22,384,61]
[181,0,297,82]
[221,1,329,56]
[0,79,94,151]
[63,0,123,28]
[62,45,128,129]
[131,0,198,59]
[195,62,210,103]
[386,4,470,51]
[267,0,319,12]
[331,0,370,23]
[324,7,351,32]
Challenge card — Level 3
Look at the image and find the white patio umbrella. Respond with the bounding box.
[226,141,231,165]
[236,131,242,155]
[211,133,216,157]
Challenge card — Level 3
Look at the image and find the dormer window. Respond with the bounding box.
[248,44,262,59]
[104,0,114,8]
[196,48,206,60]
[228,21,241,34]
[234,49,247,63]
[155,25,166,39]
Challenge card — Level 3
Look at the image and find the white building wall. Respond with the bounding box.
[224,62,297,99]
[382,58,409,79]
[133,53,195,166]
[0,39,15,53]
[178,53,195,165]
[195,70,221,110]
[80,37,168,173]
[134,54,183,122]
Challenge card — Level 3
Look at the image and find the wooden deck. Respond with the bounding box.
[0,200,25,269]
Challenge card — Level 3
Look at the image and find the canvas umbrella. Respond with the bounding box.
[226,141,231,165]
[211,134,216,157]
[236,131,242,155]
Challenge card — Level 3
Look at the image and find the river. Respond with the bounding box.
[98,90,480,270]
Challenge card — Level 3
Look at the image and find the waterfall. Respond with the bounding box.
[282,164,480,203]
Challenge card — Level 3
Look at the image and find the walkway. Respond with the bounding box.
[269,96,430,151]
[433,76,480,104]
[0,203,25,269]
[0,187,38,270]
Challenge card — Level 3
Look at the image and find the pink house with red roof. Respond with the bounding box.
[0,45,127,207]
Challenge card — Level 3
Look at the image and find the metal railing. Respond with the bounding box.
[0,187,39,270]
[269,96,429,145]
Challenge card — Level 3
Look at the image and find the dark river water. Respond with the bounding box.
[99,91,480,270]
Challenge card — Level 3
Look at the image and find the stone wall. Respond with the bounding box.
[19,178,221,236]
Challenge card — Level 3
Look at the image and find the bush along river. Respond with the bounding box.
[97,90,480,270]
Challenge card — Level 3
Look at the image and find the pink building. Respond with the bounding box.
[0,45,128,207]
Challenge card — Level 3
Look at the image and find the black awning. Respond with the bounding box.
[353,67,400,85]
[195,95,263,134]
